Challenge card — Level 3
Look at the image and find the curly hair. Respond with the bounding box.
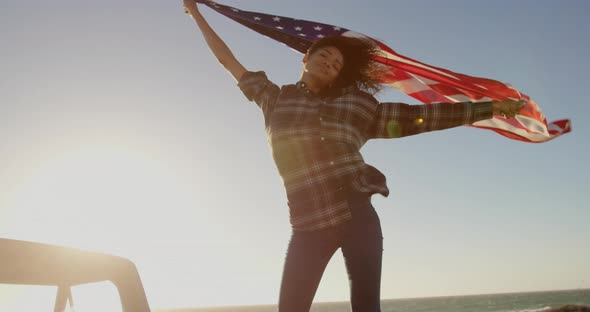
[307,36,384,96]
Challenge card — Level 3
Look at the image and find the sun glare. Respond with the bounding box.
[2,144,204,310]
[3,144,196,253]
[0,137,235,310]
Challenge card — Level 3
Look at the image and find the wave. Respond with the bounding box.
[510,306,552,312]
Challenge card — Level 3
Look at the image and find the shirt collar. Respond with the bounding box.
[295,81,313,96]
[295,81,357,99]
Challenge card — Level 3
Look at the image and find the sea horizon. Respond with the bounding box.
[154,288,590,312]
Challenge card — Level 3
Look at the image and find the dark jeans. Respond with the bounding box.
[278,192,383,312]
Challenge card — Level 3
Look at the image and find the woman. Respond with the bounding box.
[182,1,523,311]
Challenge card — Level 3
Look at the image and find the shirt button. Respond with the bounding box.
[319,117,323,121]
[321,137,325,141]
[330,161,334,165]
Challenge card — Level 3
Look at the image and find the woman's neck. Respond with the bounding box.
[299,75,324,95]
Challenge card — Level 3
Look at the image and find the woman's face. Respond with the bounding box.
[303,46,344,88]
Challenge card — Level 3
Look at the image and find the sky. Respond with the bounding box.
[1,0,589,310]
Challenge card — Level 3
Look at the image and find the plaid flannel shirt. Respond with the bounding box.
[238,71,493,231]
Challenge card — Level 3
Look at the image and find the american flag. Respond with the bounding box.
[194,0,571,143]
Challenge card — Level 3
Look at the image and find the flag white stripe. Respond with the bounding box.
[378,49,460,80]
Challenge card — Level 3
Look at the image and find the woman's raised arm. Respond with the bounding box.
[183,0,247,82]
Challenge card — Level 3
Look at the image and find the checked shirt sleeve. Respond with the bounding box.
[237,71,280,117]
[368,101,494,139]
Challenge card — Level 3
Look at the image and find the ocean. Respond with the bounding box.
[155,289,590,312]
